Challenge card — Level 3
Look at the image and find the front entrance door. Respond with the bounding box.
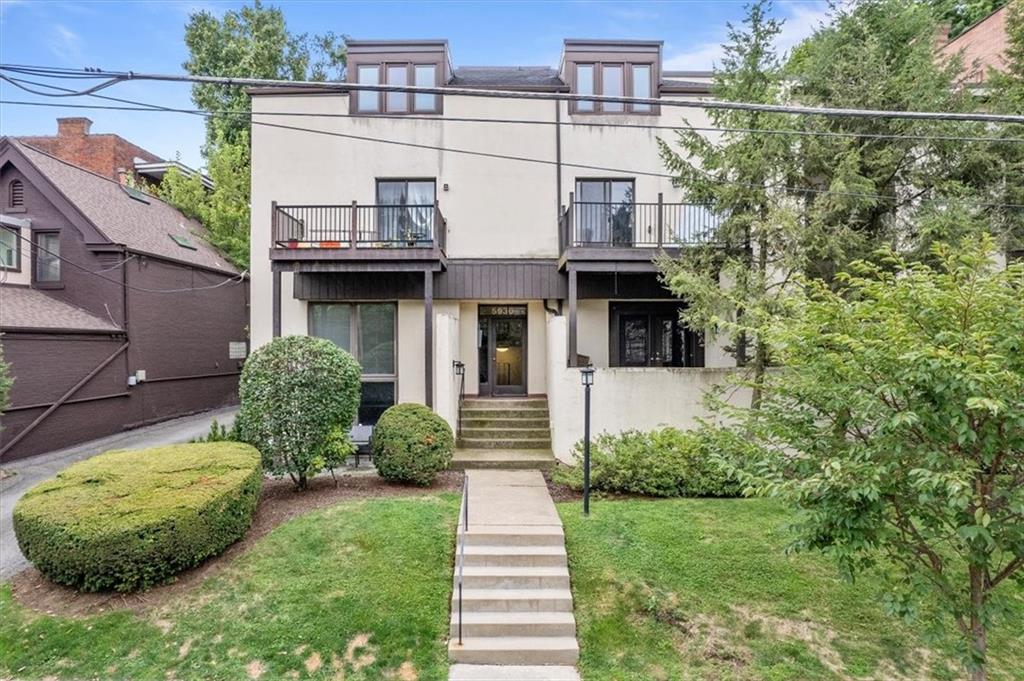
[478,305,527,396]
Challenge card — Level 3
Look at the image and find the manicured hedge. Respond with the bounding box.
[554,426,743,498]
[12,442,262,592]
[371,403,454,485]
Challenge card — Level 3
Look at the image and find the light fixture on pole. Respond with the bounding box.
[580,364,595,516]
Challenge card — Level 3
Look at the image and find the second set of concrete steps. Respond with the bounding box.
[449,470,579,671]
[452,397,557,471]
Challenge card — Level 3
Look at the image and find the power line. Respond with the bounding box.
[7,229,248,294]
[3,97,1022,145]
[6,73,1024,210]
[3,63,1023,125]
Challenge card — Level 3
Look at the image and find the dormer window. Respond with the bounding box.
[573,61,655,114]
[353,62,441,114]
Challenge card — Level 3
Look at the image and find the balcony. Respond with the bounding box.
[557,194,720,269]
[270,202,447,267]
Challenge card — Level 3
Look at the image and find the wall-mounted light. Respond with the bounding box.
[443,183,450,192]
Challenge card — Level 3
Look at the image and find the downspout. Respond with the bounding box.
[555,99,563,225]
[0,341,130,458]
[543,299,562,316]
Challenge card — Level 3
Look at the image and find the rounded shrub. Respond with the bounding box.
[12,442,261,592]
[236,335,361,488]
[371,403,454,485]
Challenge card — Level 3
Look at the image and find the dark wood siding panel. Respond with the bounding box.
[293,272,424,300]
[436,261,566,299]
[577,272,674,299]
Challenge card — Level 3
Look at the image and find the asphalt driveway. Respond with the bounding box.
[0,406,237,580]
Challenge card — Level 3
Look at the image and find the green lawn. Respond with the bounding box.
[1,495,458,680]
[559,498,1024,681]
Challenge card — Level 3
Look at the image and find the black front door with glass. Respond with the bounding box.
[478,305,527,396]
[610,302,704,368]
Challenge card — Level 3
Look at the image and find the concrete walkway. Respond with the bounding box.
[0,406,238,580]
[448,469,580,681]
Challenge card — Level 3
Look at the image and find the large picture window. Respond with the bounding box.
[609,302,704,368]
[309,302,397,424]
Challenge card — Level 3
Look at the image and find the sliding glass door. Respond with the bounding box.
[575,179,634,246]
[375,179,435,244]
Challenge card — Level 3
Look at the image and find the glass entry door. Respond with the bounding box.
[478,305,527,396]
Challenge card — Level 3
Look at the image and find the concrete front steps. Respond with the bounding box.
[453,397,556,470]
[449,470,580,670]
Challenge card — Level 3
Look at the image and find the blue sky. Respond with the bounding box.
[0,1,830,169]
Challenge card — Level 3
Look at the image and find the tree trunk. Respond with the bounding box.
[969,565,987,681]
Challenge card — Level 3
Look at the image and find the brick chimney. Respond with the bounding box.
[56,117,93,137]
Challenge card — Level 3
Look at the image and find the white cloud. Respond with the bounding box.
[48,23,84,64]
[664,1,831,71]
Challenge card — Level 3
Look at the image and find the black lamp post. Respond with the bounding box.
[580,364,595,516]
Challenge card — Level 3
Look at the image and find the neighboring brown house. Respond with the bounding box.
[0,137,248,460]
[16,117,212,188]
[936,4,1014,85]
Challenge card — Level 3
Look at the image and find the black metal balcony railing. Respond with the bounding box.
[272,202,447,252]
[559,194,720,251]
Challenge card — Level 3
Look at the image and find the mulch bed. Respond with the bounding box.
[9,470,463,619]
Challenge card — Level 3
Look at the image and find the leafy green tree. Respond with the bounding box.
[183,0,345,148]
[722,234,1024,680]
[163,1,346,268]
[658,0,799,408]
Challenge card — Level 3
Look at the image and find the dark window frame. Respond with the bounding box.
[608,301,704,368]
[307,301,399,425]
[574,177,636,246]
[0,226,20,272]
[570,60,658,115]
[7,179,26,213]
[32,230,63,289]
[350,61,443,115]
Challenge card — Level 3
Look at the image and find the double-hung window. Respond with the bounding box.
[0,227,18,271]
[33,231,60,286]
[573,62,655,114]
[309,302,397,425]
[354,62,440,114]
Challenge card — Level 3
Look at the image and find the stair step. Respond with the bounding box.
[458,438,552,450]
[461,417,551,429]
[448,636,579,665]
[456,566,569,589]
[453,588,574,612]
[449,612,576,638]
[462,545,567,568]
[461,427,551,439]
[461,526,565,546]
[462,398,549,409]
[448,665,581,681]
[461,408,550,419]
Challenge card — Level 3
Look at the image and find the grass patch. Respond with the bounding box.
[1,494,458,680]
[559,498,1024,681]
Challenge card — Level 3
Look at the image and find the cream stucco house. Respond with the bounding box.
[249,38,736,463]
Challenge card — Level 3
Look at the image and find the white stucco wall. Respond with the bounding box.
[434,311,460,429]
[546,315,746,462]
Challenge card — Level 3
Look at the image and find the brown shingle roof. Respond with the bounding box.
[12,140,238,274]
[0,285,121,332]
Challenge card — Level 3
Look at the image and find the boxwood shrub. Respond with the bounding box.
[236,335,361,488]
[371,403,454,485]
[12,442,261,592]
[554,426,742,498]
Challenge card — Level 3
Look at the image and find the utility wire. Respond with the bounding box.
[7,229,248,294]
[5,74,1024,209]
[3,63,1023,125]
[3,97,1021,145]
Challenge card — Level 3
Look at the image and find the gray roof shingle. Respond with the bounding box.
[13,140,238,274]
[0,286,121,332]
[450,66,566,90]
